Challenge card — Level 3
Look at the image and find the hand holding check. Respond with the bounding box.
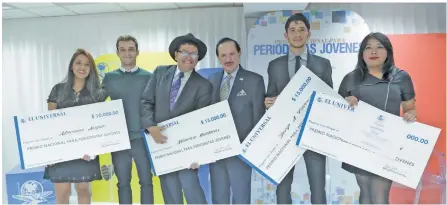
[81,154,96,161]
[403,109,417,122]
[189,162,200,169]
[49,154,94,166]
[81,154,91,161]
[148,126,167,144]
[344,96,359,107]
[264,97,276,109]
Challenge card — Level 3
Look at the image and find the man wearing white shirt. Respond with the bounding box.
[264,13,333,204]
[208,38,266,204]
[100,35,154,204]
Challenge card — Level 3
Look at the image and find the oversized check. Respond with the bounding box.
[297,92,441,188]
[143,101,241,176]
[239,66,338,185]
[14,99,131,169]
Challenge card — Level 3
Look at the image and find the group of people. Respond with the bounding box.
[43,13,417,204]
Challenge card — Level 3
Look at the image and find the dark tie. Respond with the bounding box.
[170,72,184,110]
[295,56,301,73]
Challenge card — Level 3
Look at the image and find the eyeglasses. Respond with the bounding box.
[178,50,199,59]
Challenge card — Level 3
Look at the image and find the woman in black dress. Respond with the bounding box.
[44,49,106,204]
[338,32,418,204]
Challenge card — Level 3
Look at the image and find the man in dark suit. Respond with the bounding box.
[264,13,333,204]
[140,33,212,204]
[208,38,266,204]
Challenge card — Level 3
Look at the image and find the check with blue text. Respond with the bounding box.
[14,100,131,169]
[297,92,441,189]
[239,66,338,185]
[143,101,242,176]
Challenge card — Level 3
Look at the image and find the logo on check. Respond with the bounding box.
[26,111,67,122]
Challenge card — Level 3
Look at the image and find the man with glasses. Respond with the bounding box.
[140,33,212,204]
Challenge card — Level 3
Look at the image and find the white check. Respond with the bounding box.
[14,100,131,169]
[297,92,441,189]
[239,66,337,185]
[143,101,241,176]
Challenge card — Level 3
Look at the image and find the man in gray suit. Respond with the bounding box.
[208,38,266,204]
[140,33,212,204]
[264,13,333,204]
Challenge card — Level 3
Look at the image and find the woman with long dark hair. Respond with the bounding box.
[338,32,417,204]
[44,49,107,204]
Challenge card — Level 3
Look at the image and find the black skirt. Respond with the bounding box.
[43,157,102,183]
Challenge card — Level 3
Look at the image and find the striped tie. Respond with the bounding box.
[170,72,184,110]
[220,75,232,101]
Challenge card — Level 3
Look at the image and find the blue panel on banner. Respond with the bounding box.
[303,12,311,22]
[346,10,352,16]
[332,10,347,24]
[336,187,345,195]
[197,68,222,79]
[8,165,45,175]
[315,11,323,19]
[282,10,292,17]
[6,165,56,204]
[197,165,212,204]
[268,16,276,24]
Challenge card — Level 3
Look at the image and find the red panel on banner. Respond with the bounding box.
[388,33,446,204]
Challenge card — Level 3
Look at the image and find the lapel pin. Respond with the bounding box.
[239,78,243,81]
